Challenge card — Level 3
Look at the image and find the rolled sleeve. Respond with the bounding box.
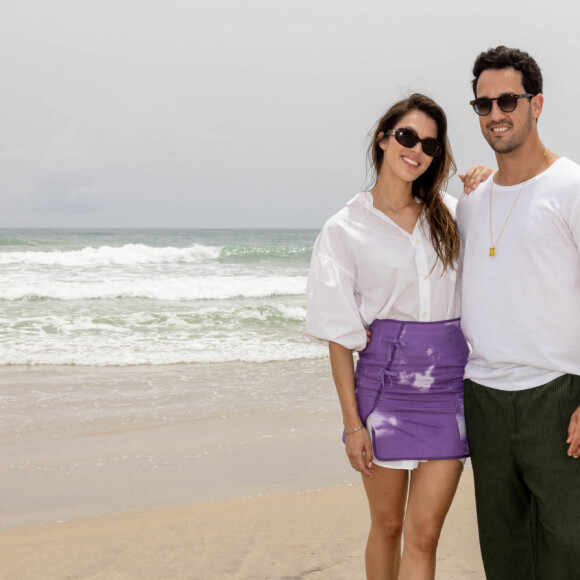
[304,231,367,351]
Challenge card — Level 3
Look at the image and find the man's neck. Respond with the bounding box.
[494,140,549,186]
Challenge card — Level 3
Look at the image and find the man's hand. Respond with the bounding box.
[459,165,496,194]
[345,428,375,478]
[566,405,580,458]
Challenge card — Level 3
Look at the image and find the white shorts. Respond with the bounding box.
[373,456,467,470]
[368,428,467,470]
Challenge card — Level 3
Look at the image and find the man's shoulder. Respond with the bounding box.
[548,157,580,183]
[456,180,489,226]
[441,192,458,214]
[539,158,580,207]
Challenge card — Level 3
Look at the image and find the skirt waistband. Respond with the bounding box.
[357,318,468,394]
[361,318,463,359]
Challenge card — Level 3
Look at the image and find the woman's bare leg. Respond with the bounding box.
[362,465,409,580]
[398,459,464,580]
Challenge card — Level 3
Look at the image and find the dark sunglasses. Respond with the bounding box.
[470,92,535,116]
[384,127,442,157]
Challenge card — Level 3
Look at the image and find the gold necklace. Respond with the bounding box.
[489,150,547,256]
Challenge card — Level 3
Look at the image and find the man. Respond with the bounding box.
[456,45,580,580]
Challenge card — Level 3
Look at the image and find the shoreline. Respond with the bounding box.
[1,361,356,529]
[2,402,359,530]
[0,474,484,579]
[0,362,484,577]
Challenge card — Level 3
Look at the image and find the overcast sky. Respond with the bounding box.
[1,0,578,228]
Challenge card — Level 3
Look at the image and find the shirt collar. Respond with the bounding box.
[346,191,372,207]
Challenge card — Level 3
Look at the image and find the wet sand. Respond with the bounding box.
[0,364,484,578]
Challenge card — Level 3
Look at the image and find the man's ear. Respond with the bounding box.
[532,93,544,120]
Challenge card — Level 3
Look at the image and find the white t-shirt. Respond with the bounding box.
[456,157,580,391]
[305,191,461,351]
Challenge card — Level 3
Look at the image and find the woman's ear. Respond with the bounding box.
[377,131,387,151]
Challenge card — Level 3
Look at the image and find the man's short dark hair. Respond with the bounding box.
[472,46,543,97]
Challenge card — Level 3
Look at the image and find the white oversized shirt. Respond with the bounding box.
[305,191,461,351]
[457,157,580,390]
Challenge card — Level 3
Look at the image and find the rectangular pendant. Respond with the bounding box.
[489,248,495,256]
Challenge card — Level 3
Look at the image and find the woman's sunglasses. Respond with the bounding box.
[384,127,442,157]
[469,93,535,116]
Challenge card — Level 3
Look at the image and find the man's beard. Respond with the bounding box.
[484,115,534,154]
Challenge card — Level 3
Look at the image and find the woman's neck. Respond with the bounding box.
[370,175,416,213]
[370,175,421,234]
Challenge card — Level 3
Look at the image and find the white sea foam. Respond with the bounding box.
[271,304,306,321]
[0,301,315,364]
[0,276,307,301]
[0,228,318,367]
[0,341,326,365]
[0,305,307,332]
[0,243,221,266]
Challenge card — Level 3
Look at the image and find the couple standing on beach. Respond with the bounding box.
[305,45,580,580]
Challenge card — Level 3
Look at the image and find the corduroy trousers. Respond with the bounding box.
[465,374,580,580]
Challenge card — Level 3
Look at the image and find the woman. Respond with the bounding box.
[305,94,470,580]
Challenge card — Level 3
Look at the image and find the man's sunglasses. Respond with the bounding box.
[469,93,535,116]
[384,127,442,157]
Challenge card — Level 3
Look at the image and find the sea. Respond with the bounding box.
[0,228,326,366]
[1,229,355,527]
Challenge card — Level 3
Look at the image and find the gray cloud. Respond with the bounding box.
[0,0,576,227]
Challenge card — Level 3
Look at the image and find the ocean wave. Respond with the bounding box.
[0,242,314,267]
[1,305,306,331]
[0,276,307,301]
[0,237,37,247]
[0,301,319,365]
[0,347,325,366]
[218,245,312,263]
[157,304,307,324]
[0,331,324,366]
[0,243,221,266]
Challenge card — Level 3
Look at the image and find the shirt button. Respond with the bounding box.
[422,312,427,316]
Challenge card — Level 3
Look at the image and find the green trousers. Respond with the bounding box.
[465,374,580,580]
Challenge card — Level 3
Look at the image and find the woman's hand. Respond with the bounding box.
[345,427,375,478]
[328,341,374,477]
[459,165,496,194]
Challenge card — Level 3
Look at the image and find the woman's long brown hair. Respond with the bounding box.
[366,93,459,272]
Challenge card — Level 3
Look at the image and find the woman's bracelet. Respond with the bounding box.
[344,425,364,436]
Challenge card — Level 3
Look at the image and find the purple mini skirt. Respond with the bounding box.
[353,318,469,462]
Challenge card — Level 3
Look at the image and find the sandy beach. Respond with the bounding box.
[0,474,483,579]
[0,363,485,578]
